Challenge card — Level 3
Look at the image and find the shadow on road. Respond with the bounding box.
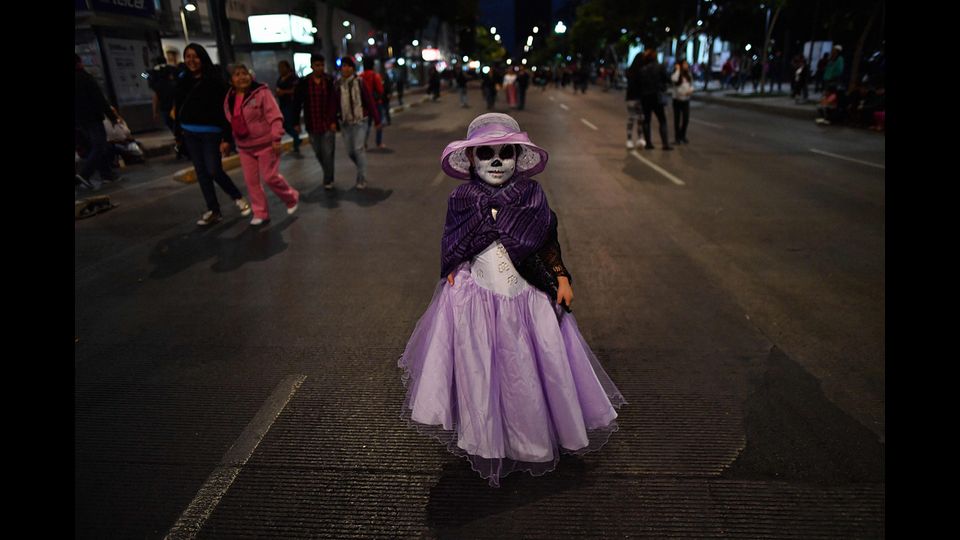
[300,185,393,208]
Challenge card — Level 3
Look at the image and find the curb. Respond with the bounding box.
[693,93,816,121]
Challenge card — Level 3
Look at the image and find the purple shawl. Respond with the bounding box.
[440,174,552,278]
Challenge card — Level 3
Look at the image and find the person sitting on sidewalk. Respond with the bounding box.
[815,86,839,125]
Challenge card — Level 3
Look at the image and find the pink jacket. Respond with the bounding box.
[223,83,285,151]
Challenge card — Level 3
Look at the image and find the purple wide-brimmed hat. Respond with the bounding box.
[441,113,549,180]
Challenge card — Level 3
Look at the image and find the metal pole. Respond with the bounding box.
[180,8,190,47]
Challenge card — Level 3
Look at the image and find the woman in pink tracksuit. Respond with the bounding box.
[223,64,299,226]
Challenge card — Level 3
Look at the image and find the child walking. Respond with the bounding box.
[399,113,626,487]
[223,64,299,226]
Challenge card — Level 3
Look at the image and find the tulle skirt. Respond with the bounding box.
[399,266,626,487]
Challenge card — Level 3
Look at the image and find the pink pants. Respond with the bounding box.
[238,145,299,219]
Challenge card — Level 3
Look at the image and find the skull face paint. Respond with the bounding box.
[472,144,518,185]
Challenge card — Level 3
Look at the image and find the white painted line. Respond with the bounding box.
[630,150,686,186]
[559,103,569,111]
[430,170,447,186]
[164,374,308,540]
[548,96,555,101]
[580,118,598,130]
[810,148,885,169]
[691,118,723,129]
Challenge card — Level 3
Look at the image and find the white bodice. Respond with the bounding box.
[469,209,529,297]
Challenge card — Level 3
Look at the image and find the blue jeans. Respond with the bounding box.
[183,130,243,214]
[309,131,336,185]
[341,123,367,181]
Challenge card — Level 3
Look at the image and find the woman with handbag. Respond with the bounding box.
[671,59,694,145]
[224,64,299,226]
[175,43,251,226]
[399,113,626,488]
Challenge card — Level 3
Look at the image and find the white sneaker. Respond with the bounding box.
[626,139,635,149]
[637,139,646,147]
[235,197,252,216]
[356,179,368,190]
[196,211,222,226]
[287,203,298,215]
[250,216,269,226]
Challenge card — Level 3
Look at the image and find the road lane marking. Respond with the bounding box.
[810,148,885,169]
[164,374,308,540]
[549,96,555,101]
[630,150,687,186]
[580,118,598,130]
[559,103,569,111]
[691,118,723,129]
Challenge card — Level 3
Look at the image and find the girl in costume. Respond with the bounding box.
[399,113,626,487]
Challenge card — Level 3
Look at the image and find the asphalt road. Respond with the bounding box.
[75,81,884,538]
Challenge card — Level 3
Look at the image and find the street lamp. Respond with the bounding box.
[533,26,539,34]
[342,20,350,27]
[555,21,567,34]
[368,37,375,45]
[180,1,197,46]
[490,26,497,34]
[412,39,419,46]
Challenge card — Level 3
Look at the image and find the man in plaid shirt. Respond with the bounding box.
[294,54,339,189]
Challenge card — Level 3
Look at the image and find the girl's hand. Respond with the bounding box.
[556,276,573,308]
[447,272,455,286]
[219,142,231,156]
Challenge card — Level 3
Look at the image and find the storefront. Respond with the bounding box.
[75,0,164,133]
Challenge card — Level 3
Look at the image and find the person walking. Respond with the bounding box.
[428,66,441,101]
[671,59,694,145]
[623,54,647,150]
[517,65,530,110]
[224,64,299,226]
[293,54,338,190]
[395,66,406,105]
[174,43,251,226]
[503,68,518,108]
[335,57,381,190]
[275,60,302,156]
[75,54,122,190]
[360,56,387,149]
[380,64,394,126]
[482,68,498,110]
[638,50,672,150]
[791,54,810,103]
[456,68,469,108]
[148,55,178,136]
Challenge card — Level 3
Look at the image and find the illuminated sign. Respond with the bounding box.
[249,14,314,44]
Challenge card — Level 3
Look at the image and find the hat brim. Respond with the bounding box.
[441,131,548,180]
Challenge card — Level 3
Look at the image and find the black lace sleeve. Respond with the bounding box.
[538,211,572,284]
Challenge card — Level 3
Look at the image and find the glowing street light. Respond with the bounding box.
[462,55,469,62]
[183,1,197,12]
[345,33,352,40]
[398,58,406,66]
[521,58,527,65]
[495,34,501,42]
[506,59,512,65]
[533,26,539,33]
[367,37,375,45]
[697,20,703,26]
[555,21,567,34]
[666,27,671,32]
[620,28,627,34]
[490,26,497,34]
[745,44,752,51]
[342,20,350,27]
[412,39,419,46]
[482,66,490,74]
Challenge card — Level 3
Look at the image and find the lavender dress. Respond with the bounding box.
[399,208,626,487]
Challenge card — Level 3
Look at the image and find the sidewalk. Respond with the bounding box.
[691,80,822,121]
